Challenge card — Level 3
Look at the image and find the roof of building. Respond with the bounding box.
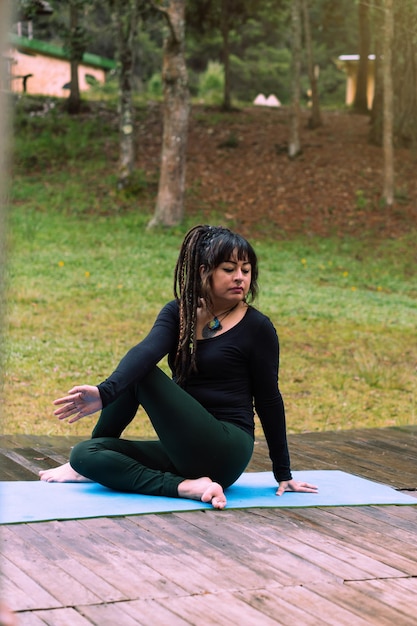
[9,34,116,70]
[338,54,376,62]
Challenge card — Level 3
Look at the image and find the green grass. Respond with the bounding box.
[3,97,416,438]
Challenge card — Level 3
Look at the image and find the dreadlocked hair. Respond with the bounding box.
[173,224,259,387]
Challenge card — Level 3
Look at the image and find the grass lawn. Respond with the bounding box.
[3,97,416,438]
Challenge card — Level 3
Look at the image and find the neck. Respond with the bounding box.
[210,303,238,317]
[201,302,240,339]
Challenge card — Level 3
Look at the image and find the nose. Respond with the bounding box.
[234,269,243,283]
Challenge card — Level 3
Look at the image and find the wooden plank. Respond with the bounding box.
[288,438,413,487]
[159,591,283,626]
[0,435,99,451]
[0,449,50,478]
[12,612,48,626]
[390,577,417,593]
[0,451,37,480]
[331,505,417,537]
[129,511,304,588]
[301,582,416,626]
[0,435,40,447]
[1,555,62,611]
[171,510,342,585]
[100,598,192,626]
[262,584,372,626]
[0,566,59,613]
[26,518,184,600]
[286,428,417,488]
[18,607,94,626]
[346,579,417,624]
[1,526,102,607]
[77,515,240,596]
[272,507,417,575]
[167,508,339,584]
[200,508,405,582]
[79,599,191,626]
[17,523,126,603]
[233,588,326,626]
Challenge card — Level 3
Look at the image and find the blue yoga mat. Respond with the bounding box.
[0,470,415,525]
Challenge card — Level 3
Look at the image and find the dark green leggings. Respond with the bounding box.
[70,366,254,498]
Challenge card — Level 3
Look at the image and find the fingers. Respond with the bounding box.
[276,480,319,496]
[53,395,75,407]
[53,389,83,407]
[303,482,318,492]
[276,482,288,496]
[53,389,85,421]
[293,481,318,493]
[54,404,79,420]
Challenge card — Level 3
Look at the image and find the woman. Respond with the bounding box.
[40,225,317,508]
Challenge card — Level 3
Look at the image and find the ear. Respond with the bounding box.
[199,264,206,278]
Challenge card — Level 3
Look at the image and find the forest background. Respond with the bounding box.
[2,0,416,438]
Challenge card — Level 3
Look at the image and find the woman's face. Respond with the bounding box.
[209,253,252,308]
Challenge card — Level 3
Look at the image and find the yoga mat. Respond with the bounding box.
[0,470,415,525]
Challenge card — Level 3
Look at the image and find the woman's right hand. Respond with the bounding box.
[53,385,102,423]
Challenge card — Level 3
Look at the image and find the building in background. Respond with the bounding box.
[337,54,375,109]
[6,34,115,97]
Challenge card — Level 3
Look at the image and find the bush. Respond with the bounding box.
[12,98,117,172]
[197,61,224,105]
[146,72,163,99]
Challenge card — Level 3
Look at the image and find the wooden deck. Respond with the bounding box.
[1,427,416,625]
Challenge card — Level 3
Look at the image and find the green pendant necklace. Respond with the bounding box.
[202,304,239,339]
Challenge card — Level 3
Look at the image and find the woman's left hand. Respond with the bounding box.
[276,479,318,496]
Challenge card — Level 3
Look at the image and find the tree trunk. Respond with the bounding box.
[393,0,417,147]
[301,0,322,129]
[288,0,302,158]
[382,0,394,206]
[148,0,189,228]
[353,0,371,113]
[66,1,81,115]
[0,0,12,379]
[221,0,231,111]
[111,0,138,189]
[369,0,384,145]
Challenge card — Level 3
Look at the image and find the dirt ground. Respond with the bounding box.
[138,105,417,240]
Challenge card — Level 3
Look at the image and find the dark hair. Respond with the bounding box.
[173,224,258,385]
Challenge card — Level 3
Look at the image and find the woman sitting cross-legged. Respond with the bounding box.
[40,224,318,508]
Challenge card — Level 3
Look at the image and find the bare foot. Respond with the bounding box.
[0,602,18,626]
[39,462,93,483]
[178,477,226,509]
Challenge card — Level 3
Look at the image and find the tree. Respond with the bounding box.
[382,0,394,206]
[148,0,189,227]
[17,0,53,23]
[219,0,232,110]
[301,0,322,128]
[369,0,417,149]
[64,0,89,114]
[1,0,12,409]
[353,0,371,113]
[187,0,258,111]
[393,0,417,147]
[109,0,140,189]
[369,0,384,145]
[288,0,302,158]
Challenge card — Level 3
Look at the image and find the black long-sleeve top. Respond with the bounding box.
[98,300,292,482]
